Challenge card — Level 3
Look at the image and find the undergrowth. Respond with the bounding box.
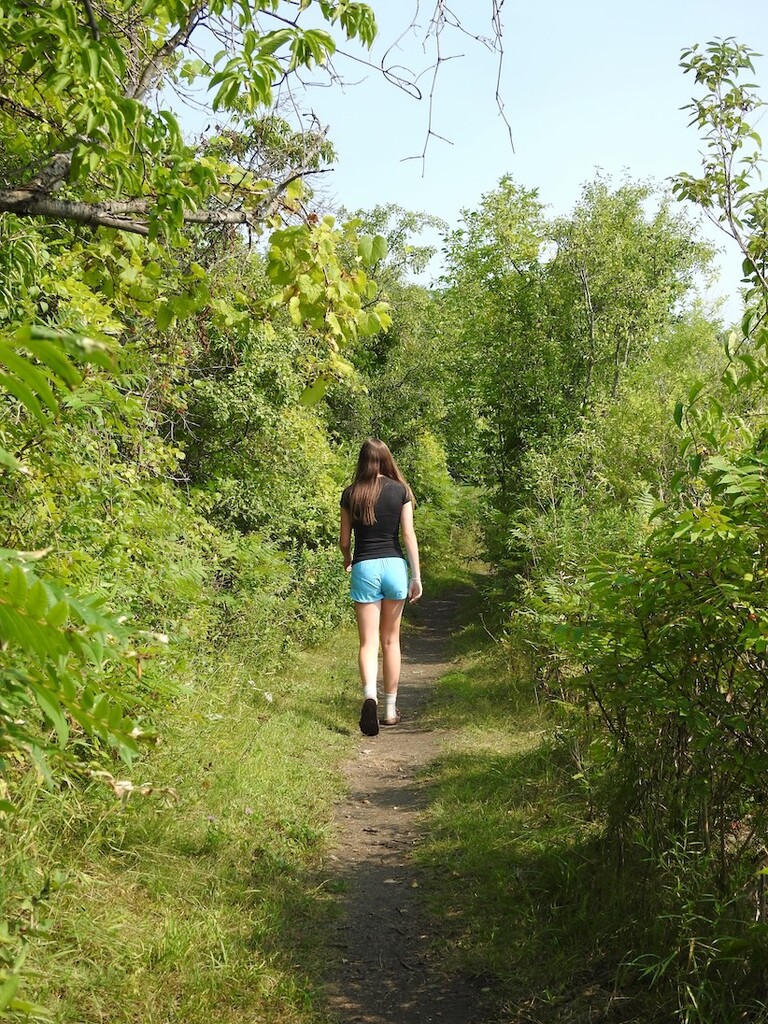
[1,629,361,1024]
[416,627,768,1023]
[0,485,482,1022]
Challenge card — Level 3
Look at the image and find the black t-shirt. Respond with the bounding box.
[341,478,410,564]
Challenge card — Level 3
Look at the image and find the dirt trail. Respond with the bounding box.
[324,591,493,1024]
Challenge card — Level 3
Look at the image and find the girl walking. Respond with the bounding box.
[339,439,422,736]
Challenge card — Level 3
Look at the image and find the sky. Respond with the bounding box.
[276,0,768,319]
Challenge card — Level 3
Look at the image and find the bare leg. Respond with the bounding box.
[380,598,405,697]
[355,600,382,699]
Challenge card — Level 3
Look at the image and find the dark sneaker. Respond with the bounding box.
[359,698,379,736]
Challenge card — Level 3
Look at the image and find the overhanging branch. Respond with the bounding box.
[0,191,263,235]
[0,191,153,234]
[0,168,330,235]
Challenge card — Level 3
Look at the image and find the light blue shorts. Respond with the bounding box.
[350,557,409,603]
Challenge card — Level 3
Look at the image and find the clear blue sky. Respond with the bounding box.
[285,0,768,318]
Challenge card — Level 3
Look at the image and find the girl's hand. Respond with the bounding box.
[408,578,422,603]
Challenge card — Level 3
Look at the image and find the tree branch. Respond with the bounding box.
[0,94,52,125]
[21,1,207,196]
[124,1,207,100]
[0,169,330,235]
[0,191,152,234]
[82,0,100,41]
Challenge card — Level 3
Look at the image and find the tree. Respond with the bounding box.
[436,175,710,495]
[439,176,546,489]
[674,37,768,315]
[0,1,377,236]
[548,178,710,405]
[0,2,390,819]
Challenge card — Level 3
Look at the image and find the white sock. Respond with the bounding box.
[363,681,377,702]
[384,692,397,721]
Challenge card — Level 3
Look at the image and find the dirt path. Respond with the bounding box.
[323,591,493,1024]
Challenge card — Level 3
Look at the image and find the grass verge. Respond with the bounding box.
[1,630,362,1024]
[415,633,660,1023]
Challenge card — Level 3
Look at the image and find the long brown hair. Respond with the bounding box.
[347,438,413,526]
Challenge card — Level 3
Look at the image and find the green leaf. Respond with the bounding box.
[156,304,175,332]
[26,580,51,620]
[46,600,70,628]
[5,565,29,604]
[23,339,82,387]
[0,345,59,413]
[0,371,46,425]
[370,234,387,263]
[0,975,20,1012]
[358,235,374,266]
[299,376,331,406]
[31,684,69,747]
[687,380,704,405]
[5,997,52,1015]
[91,693,110,723]
[256,28,293,55]
[0,447,21,472]
[673,401,684,429]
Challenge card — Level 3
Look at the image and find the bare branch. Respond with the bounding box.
[398,1,513,167]
[491,0,514,150]
[326,47,423,99]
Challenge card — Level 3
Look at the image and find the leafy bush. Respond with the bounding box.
[525,40,768,1018]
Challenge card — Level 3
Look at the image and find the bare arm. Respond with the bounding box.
[400,501,422,602]
[339,506,353,572]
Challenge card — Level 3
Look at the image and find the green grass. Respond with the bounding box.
[1,631,362,1024]
[415,641,658,1023]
